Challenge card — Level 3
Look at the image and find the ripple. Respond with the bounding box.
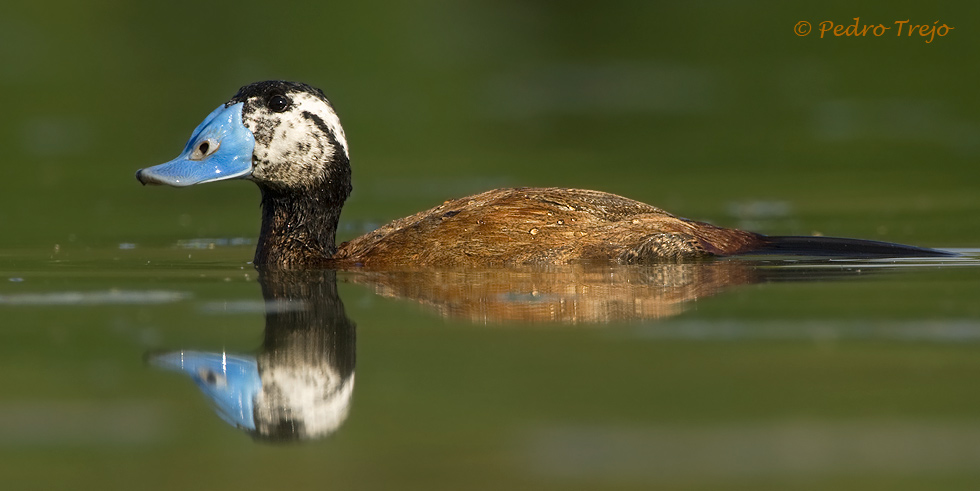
[0,290,190,306]
[174,237,253,250]
[628,319,980,343]
[200,299,308,314]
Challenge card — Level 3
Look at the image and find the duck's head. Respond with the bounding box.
[151,349,355,441]
[136,80,350,192]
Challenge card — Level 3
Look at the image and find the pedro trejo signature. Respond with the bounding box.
[795,18,954,43]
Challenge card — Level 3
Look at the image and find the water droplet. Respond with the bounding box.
[557,220,564,225]
[529,228,539,235]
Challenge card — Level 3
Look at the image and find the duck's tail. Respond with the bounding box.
[744,235,956,258]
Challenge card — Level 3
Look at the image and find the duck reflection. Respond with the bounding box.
[343,259,904,323]
[148,257,934,440]
[150,270,355,442]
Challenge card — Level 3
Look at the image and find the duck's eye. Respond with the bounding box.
[268,94,291,112]
[189,138,219,160]
[198,368,227,387]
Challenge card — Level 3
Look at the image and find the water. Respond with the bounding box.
[4,0,980,488]
[2,244,979,489]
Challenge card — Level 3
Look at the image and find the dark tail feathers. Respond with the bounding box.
[746,236,956,258]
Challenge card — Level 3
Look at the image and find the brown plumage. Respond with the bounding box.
[329,187,763,268]
[136,81,954,270]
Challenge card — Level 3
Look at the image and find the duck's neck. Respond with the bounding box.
[255,181,350,268]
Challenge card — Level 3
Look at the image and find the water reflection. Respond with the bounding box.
[147,254,975,441]
[343,257,970,323]
[149,270,356,442]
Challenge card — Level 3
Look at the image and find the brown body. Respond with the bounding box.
[329,187,764,269]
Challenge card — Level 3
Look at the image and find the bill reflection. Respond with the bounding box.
[150,270,356,442]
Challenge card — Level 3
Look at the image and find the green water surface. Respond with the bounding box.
[2,1,980,490]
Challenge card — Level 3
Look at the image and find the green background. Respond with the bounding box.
[3,0,978,250]
[2,1,979,490]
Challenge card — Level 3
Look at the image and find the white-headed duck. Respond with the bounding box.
[136,81,952,269]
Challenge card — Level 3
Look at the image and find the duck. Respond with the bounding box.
[136,80,953,269]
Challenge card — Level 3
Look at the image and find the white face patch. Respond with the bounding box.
[242,90,350,189]
[253,364,354,439]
